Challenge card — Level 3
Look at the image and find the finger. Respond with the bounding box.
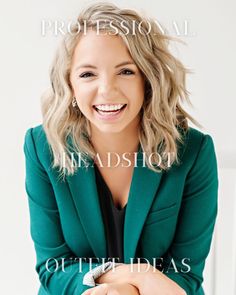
[81,284,109,295]
[93,283,109,295]
[81,288,92,295]
[81,287,97,295]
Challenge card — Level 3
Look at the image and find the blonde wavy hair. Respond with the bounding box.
[41,2,200,179]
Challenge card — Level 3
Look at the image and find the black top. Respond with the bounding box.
[94,164,127,263]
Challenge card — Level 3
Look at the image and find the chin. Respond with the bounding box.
[97,125,127,134]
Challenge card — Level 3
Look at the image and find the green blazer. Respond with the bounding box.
[23,125,218,295]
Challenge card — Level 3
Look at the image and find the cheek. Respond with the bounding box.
[74,85,95,109]
[132,83,145,109]
[74,85,88,98]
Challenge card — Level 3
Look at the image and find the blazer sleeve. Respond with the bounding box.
[163,134,218,294]
[23,128,102,295]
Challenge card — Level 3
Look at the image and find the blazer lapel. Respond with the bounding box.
[123,150,163,263]
[65,148,163,263]
[66,163,107,259]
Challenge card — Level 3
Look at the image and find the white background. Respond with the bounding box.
[0,0,235,294]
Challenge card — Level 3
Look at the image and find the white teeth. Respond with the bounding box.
[95,104,125,111]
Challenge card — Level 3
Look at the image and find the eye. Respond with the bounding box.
[79,72,95,78]
[119,69,135,75]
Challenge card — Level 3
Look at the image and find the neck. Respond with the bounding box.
[90,121,140,162]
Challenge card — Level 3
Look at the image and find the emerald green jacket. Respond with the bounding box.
[23,125,218,295]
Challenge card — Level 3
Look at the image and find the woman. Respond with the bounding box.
[24,2,218,295]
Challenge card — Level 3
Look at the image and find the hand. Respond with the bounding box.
[133,265,187,295]
[94,263,134,285]
[81,282,140,295]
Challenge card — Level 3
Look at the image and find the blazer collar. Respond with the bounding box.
[65,146,163,263]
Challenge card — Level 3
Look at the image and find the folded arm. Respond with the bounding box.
[24,128,104,294]
[90,134,218,295]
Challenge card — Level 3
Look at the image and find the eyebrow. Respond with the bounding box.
[74,61,136,72]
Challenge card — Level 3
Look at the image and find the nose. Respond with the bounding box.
[97,75,118,99]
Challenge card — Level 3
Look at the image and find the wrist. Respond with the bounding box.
[95,262,153,289]
[83,261,122,286]
[94,262,123,284]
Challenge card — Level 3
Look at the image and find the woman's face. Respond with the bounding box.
[70,29,145,134]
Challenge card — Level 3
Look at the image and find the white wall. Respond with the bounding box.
[0,0,235,294]
[203,168,236,294]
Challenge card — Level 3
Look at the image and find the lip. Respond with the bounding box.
[93,104,127,121]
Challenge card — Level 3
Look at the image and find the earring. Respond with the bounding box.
[72,97,77,107]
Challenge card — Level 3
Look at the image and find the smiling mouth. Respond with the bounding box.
[93,104,127,114]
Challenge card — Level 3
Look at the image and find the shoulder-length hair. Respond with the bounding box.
[41,2,200,180]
